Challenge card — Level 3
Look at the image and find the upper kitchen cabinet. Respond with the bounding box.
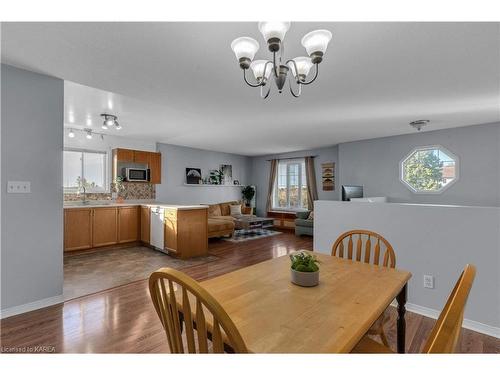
[149,152,162,184]
[112,148,162,184]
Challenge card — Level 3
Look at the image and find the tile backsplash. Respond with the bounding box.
[64,182,155,201]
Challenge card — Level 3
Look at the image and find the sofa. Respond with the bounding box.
[206,201,253,238]
[295,211,313,236]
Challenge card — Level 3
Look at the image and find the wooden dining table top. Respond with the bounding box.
[198,251,411,353]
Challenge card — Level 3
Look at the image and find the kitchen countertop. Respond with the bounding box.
[63,200,209,210]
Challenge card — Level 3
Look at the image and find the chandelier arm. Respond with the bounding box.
[243,69,262,88]
[289,78,302,98]
[285,59,301,84]
[262,61,274,82]
[301,63,319,85]
[260,84,271,99]
[272,52,279,78]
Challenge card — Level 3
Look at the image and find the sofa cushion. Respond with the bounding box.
[208,218,235,232]
[230,204,242,216]
[207,204,222,217]
[211,216,235,222]
[295,218,314,227]
[220,201,240,216]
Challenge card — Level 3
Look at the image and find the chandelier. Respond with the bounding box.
[230,22,332,99]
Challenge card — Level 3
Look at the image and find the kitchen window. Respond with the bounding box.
[63,149,108,193]
[272,158,308,211]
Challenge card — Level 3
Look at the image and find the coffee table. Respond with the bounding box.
[234,216,274,230]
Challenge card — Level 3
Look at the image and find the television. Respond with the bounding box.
[342,185,363,201]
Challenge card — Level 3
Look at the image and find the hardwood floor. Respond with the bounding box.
[1,232,498,353]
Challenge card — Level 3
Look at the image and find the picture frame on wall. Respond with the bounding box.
[321,162,335,191]
[220,164,233,184]
[186,168,202,184]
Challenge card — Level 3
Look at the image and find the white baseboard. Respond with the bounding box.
[390,301,500,339]
[0,294,64,320]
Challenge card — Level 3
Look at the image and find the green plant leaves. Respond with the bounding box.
[290,251,320,272]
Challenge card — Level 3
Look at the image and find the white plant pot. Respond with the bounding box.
[291,269,319,287]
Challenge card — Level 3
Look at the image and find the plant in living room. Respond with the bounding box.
[290,251,320,287]
[209,169,224,185]
[241,185,255,207]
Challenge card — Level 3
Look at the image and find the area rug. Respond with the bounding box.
[223,228,283,243]
[63,246,218,301]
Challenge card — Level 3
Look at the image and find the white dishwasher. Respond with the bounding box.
[150,206,166,253]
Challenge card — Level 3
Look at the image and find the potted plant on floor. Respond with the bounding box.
[290,251,320,287]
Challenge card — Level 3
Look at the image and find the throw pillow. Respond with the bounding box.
[230,204,242,216]
[308,211,314,220]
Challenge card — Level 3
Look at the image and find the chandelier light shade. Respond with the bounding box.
[301,29,333,63]
[258,22,291,48]
[231,22,332,98]
[288,57,314,80]
[231,37,260,69]
[250,60,272,81]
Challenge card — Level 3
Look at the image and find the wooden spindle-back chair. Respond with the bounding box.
[149,267,248,353]
[331,229,396,268]
[353,264,476,353]
[331,229,396,345]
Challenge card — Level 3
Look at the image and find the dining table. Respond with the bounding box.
[180,251,412,353]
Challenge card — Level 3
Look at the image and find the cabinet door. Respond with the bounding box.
[116,148,135,163]
[92,207,118,247]
[164,209,178,252]
[118,206,140,243]
[134,150,150,164]
[64,208,92,251]
[149,152,162,184]
[140,206,150,244]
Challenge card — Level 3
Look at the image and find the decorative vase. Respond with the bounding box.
[290,269,319,287]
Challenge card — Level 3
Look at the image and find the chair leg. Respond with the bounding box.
[379,327,389,347]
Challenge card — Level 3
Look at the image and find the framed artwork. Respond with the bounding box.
[321,162,335,191]
[186,168,202,184]
[220,164,233,184]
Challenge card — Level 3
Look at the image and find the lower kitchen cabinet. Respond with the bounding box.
[64,208,93,251]
[92,207,118,247]
[140,206,151,244]
[118,206,140,243]
[164,208,208,259]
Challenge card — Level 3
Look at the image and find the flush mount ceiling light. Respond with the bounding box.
[231,22,332,98]
[410,119,430,131]
[100,113,121,130]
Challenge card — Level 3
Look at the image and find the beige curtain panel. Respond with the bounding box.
[305,156,318,211]
[266,159,278,213]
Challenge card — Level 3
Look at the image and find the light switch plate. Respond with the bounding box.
[423,275,434,289]
[7,181,31,193]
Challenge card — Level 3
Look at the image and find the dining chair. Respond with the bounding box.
[331,229,396,345]
[149,267,248,353]
[352,264,476,353]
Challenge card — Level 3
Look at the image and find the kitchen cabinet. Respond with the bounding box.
[140,206,150,244]
[115,148,135,163]
[164,208,208,259]
[118,206,140,243]
[112,148,162,184]
[149,152,162,184]
[64,208,92,251]
[134,150,150,164]
[92,207,118,247]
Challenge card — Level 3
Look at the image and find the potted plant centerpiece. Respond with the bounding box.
[241,185,255,207]
[290,251,320,287]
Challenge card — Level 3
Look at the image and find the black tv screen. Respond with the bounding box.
[342,185,363,201]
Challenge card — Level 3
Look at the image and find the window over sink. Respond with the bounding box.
[64,149,108,193]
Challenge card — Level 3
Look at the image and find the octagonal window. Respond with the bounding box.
[400,146,458,193]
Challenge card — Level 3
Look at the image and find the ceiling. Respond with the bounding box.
[2,22,499,156]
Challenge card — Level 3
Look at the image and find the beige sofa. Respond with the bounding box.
[206,201,252,238]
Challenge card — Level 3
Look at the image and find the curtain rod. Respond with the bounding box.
[266,155,317,162]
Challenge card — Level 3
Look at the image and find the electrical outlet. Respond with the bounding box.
[423,275,434,289]
[7,181,31,193]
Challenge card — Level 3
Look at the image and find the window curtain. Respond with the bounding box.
[266,159,278,213]
[304,156,318,211]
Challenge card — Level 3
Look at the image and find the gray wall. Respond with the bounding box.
[155,143,252,204]
[338,122,500,207]
[1,64,64,311]
[250,146,339,216]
